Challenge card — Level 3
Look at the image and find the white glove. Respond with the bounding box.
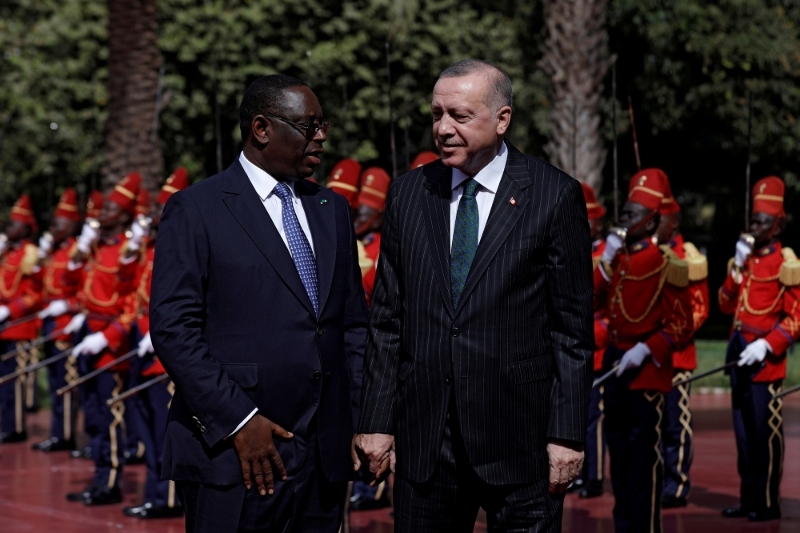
[38,235,53,258]
[38,299,70,319]
[0,236,7,256]
[76,222,99,253]
[137,332,154,357]
[734,237,753,268]
[72,332,109,357]
[63,313,86,334]
[0,306,9,323]
[738,338,772,367]
[602,233,624,264]
[127,218,150,252]
[616,342,651,376]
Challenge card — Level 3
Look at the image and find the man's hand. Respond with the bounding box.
[352,433,395,486]
[233,414,293,496]
[547,440,584,495]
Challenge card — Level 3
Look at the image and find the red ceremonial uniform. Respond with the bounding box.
[41,238,80,341]
[592,240,609,372]
[356,167,391,306]
[666,234,709,371]
[719,242,800,382]
[0,242,41,341]
[361,233,381,307]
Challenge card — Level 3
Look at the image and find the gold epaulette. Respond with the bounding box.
[660,245,689,288]
[20,244,38,275]
[682,241,708,281]
[356,240,373,277]
[780,247,800,286]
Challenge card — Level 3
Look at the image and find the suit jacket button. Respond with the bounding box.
[313,371,322,380]
[451,327,460,337]
[316,327,323,336]
[199,426,206,433]
[445,375,453,384]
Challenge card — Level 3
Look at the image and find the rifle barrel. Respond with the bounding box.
[56,348,138,396]
[673,361,738,387]
[593,362,620,389]
[0,312,40,334]
[0,328,65,362]
[774,383,800,400]
[0,348,72,385]
[106,374,170,406]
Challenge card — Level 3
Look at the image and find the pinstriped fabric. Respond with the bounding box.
[359,143,594,485]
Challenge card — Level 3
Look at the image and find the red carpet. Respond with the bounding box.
[1,393,799,532]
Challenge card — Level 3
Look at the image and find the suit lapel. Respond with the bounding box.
[298,181,336,316]
[221,161,316,318]
[421,162,455,318]
[455,146,532,316]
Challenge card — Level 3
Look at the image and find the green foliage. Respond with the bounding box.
[0,0,107,220]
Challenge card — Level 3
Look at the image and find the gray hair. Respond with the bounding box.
[438,59,513,111]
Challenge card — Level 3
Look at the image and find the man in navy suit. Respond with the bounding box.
[150,75,368,533]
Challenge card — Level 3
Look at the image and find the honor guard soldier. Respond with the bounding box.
[86,190,104,220]
[410,150,439,169]
[326,158,362,218]
[654,178,709,508]
[120,167,188,519]
[718,176,800,522]
[595,169,693,533]
[572,182,609,498]
[0,195,42,443]
[354,167,391,307]
[63,173,143,505]
[34,188,82,452]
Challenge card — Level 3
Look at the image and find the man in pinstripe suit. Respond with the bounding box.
[353,59,594,532]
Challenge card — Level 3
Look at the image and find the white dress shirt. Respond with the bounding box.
[226,152,318,438]
[238,152,316,256]
[449,142,508,249]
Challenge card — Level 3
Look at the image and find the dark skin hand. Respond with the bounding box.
[619,201,659,245]
[750,212,784,250]
[242,86,327,183]
[233,413,293,496]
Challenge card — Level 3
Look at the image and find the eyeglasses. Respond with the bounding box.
[264,113,329,140]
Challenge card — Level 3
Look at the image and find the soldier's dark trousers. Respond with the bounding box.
[0,340,26,434]
[135,375,176,507]
[581,374,606,485]
[728,333,783,514]
[604,346,664,533]
[77,350,102,454]
[661,370,693,500]
[43,317,77,441]
[92,370,128,488]
[124,355,145,461]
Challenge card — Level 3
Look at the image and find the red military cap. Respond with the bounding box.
[157,167,190,205]
[135,187,152,217]
[54,188,81,222]
[411,151,439,169]
[357,167,391,211]
[10,194,38,232]
[107,172,142,213]
[627,168,670,212]
[326,159,362,209]
[659,177,680,216]
[86,190,104,219]
[581,182,606,220]
[752,176,785,218]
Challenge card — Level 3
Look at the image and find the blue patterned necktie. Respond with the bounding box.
[273,183,319,316]
[451,179,480,306]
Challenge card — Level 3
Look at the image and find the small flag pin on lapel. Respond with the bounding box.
[320,198,328,204]
[509,197,516,206]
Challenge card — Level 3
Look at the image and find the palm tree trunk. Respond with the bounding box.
[102,0,162,191]
[540,0,609,192]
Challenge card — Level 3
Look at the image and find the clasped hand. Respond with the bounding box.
[352,433,395,486]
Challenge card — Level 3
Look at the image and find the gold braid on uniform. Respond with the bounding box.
[683,242,708,281]
[20,244,39,275]
[780,247,800,286]
[739,274,784,316]
[614,257,669,324]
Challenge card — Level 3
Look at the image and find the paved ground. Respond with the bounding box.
[2,392,799,532]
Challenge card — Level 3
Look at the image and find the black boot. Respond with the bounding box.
[722,505,750,518]
[579,479,603,498]
[33,437,76,452]
[84,486,122,506]
[0,431,27,444]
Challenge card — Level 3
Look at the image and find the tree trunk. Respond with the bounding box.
[540,0,609,192]
[102,0,162,191]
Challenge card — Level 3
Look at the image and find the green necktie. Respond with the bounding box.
[451,179,480,306]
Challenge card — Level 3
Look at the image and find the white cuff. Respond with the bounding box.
[68,260,84,271]
[119,253,138,265]
[225,408,258,439]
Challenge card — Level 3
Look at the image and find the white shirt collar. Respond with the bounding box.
[239,152,296,202]
[451,141,508,193]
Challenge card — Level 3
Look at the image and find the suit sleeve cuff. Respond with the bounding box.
[225,408,258,440]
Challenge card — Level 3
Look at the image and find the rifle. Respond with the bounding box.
[0,328,65,362]
[773,383,800,400]
[0,348,72,386]
[56,348,138,396]
[672,361,738,387]
[0,312,40,334]
[627,96,641,171]
[744,90,753,230]
[106,373,170,406]
[611,55,619,222]
[592,361,621,389]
